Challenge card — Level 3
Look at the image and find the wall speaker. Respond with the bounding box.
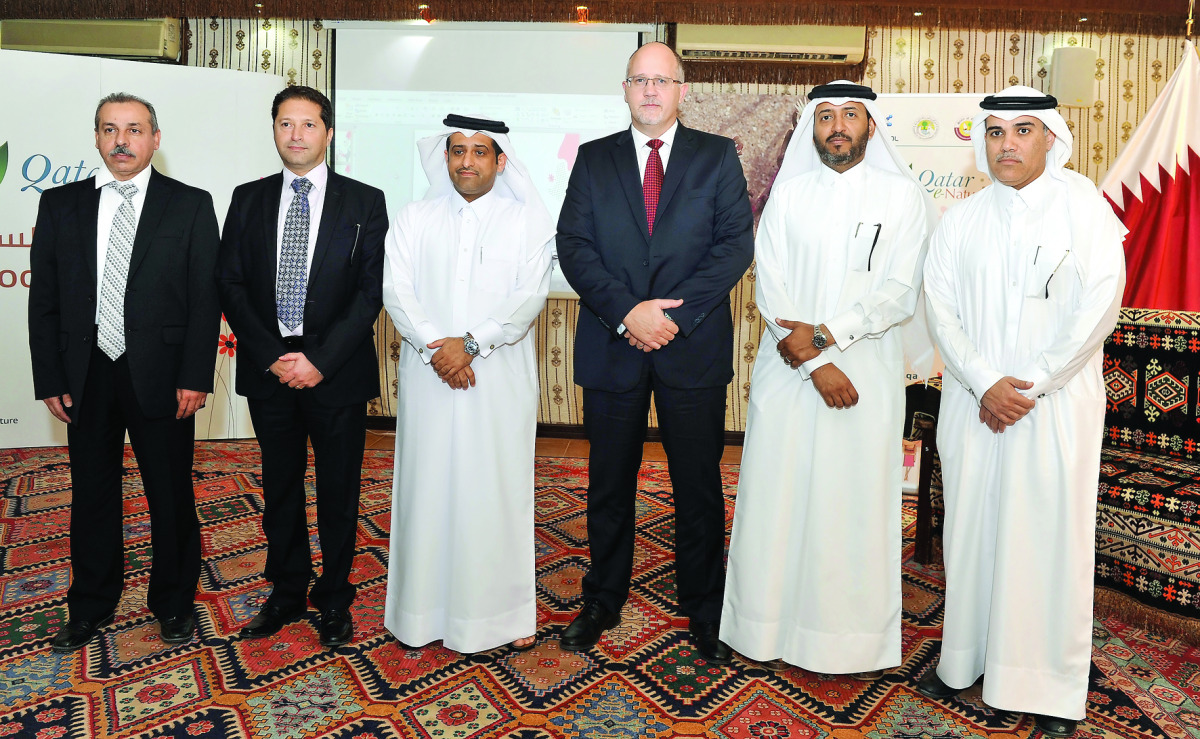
[1050,46,1098,107]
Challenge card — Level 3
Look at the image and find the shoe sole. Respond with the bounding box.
[50,612,116,653]
[239,609,307,639]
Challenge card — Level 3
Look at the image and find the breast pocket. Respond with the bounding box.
[849,224,883,272]
[477,256,518,294]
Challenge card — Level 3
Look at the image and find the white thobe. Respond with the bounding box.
[721,163,929,672]
[922,171,1125,719]
[382,189,553,653]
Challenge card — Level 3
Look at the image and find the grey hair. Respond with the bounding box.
[94,92,159,134]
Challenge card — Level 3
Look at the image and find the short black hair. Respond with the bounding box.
[445,133,504,162]
[271,85,333,130]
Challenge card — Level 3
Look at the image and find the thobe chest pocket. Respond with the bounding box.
[1024,245,1076,302]
[849,223,882,272]
[477,255,518,293]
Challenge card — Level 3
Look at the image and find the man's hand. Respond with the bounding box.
[429,337,473,379]
[176,389,207,419]
[811,364,859,409]
[624,331,655,352]
[277,352,324,389]
[43,394,72,423]
[775,318,822,368]
[444,366,476,390]
[622,298,683,350]
[979,405,1006,434]
[269,358,295,378]
[980,377,1035,427]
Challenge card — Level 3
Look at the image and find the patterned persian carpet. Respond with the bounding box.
[2,442,1199,738]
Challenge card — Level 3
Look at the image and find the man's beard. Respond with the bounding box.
[815,132,868,168]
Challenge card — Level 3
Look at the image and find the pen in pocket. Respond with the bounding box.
[350,223,361,263]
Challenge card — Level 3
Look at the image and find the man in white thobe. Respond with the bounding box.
[382,114,554,653]
[918,87,1126,737]
[721,82,932,675]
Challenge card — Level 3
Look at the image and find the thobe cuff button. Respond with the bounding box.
[489,344,495,349]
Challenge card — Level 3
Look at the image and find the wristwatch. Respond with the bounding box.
[462,332,480,357]
[811,324,829,350]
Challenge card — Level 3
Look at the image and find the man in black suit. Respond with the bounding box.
[556,42,755,663]
[28,93,221,652]
[218,86,387,648]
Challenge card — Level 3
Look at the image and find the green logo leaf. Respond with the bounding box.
[0,142,7,186]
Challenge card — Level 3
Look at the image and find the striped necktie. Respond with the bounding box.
[97,181,139,360]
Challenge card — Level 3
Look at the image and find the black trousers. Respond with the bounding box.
[247,387,366,612]
[66,347,200,622]
[580,364,728,622]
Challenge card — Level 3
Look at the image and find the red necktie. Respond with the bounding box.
[643,138,664,236]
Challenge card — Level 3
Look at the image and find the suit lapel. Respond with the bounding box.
[611,129,651,243]
[81,181,101,291]
[656,124,697,223]
[127,167,169,280]
[308,173,344,283]
[261,173,284,280]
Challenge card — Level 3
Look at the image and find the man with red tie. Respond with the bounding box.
[556,41,754,663]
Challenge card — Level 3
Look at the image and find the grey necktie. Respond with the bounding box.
[97,181,139,360]
[277,177,313,331]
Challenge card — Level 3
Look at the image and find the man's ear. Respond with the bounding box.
[496,152,508,174]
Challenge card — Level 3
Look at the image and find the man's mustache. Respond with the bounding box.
[825,134,852,144]
[108,144,134,157]
[995,153,1022,163]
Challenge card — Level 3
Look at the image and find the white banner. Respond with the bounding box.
[0,50,285,447]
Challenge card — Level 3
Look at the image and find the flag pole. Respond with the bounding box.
[1188,0,1195,40]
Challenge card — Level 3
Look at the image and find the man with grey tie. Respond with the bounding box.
[28,92,222,651]
[218,86,387,647]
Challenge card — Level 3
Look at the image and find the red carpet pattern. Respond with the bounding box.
[0,442,1198,738]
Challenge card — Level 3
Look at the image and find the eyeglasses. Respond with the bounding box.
[623,76,683,89]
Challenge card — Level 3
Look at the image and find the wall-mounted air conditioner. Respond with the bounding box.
[0,19,182,62]
[675,24,867,65]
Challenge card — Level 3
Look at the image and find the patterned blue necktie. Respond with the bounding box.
[97,181,139,360]
[277,177,313,331]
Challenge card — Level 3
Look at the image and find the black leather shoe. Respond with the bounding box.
[688,621,732,665]
[318,608,353,647]
[915,668,963,700]
[1034,715,1078,737]
[51,612,116,652]
[159,614,197,644]
[560,602,620,651]
[240,603,306,639]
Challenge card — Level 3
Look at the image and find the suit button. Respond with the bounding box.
[642,259,649,266]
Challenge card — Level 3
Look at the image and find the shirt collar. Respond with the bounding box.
[452,186,497,217]
[95,164,153,193]
[282,161,328,194]
[630,120,679,150]
[994,169,1054,212]
[815,158,870,187]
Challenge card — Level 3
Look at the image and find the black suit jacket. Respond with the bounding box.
[28,168,222,420]
[557,123,754,392]
[217,170,387,406]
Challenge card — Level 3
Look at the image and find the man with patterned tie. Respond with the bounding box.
[28,93,222,651]
[556,41,755,662]
[218,86,388,647]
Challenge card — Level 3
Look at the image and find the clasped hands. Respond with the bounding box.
[979,377,1035,433]
[428,337,476,390]
[622,298,683,352]
[777,317,858,409]
[271,352,323,390]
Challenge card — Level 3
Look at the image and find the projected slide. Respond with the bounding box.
[333,90,631,296]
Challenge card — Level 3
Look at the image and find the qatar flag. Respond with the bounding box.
[1101,41,1200,310]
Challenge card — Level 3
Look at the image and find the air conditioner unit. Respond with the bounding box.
[675,24,866,65]
[0,19,182,61]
